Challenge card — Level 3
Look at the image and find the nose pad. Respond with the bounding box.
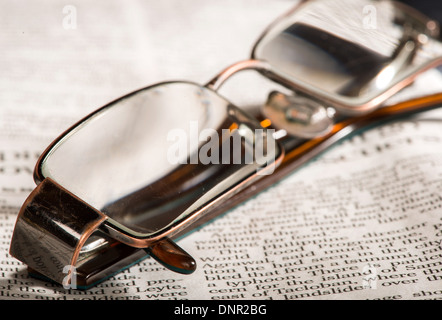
[262,91,334,138]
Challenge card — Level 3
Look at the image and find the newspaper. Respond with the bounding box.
[0,0,441,300]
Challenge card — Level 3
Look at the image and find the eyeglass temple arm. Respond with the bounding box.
[145,238,196,275]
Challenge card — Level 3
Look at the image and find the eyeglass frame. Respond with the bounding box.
[9,0,442,289]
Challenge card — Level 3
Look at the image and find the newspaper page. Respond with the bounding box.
[1,0,441,300]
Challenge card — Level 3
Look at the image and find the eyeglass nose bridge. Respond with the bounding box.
[9,178,108,289]
[205,59,336,139]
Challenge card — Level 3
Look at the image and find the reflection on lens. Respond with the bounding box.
[253,0,437,107]
[39,82,280,238]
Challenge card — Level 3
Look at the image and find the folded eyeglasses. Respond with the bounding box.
[10,0,442,289]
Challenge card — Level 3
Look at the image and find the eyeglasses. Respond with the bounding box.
[10,0,442,289]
